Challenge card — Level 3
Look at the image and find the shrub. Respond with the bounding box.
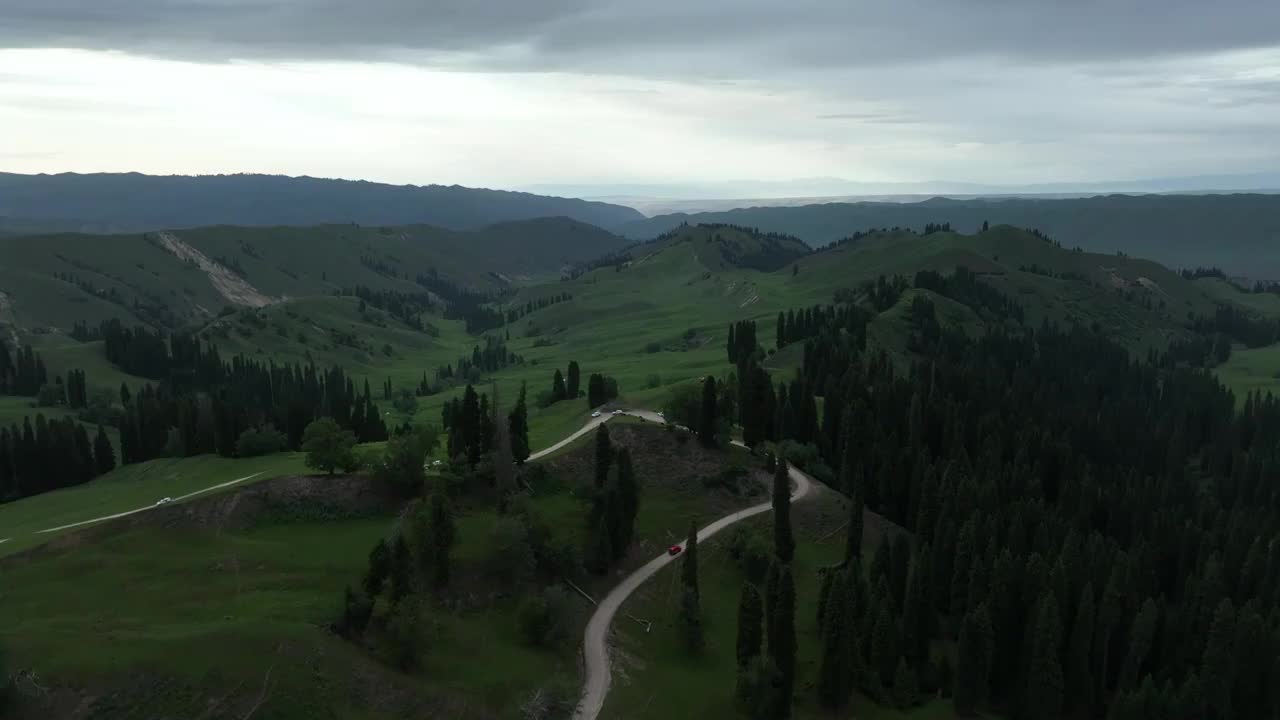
[236,425,287,457]
[646,373,662,388]
[726,525,772,583]
[644,341,662,354]
[484,517,535,587]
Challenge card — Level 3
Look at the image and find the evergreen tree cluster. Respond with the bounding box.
[342,285,439,333]
[583,430,640,574]
[0,418,114,500]
[585,372,619,408]
[750,287,1280,718]
[504,292,573,324]
[775,305,840,350]
[922,222,953,235]
[412,269,506,334]
[914,267,1025,323]
[0,341,48,396]
[441,384,495,467]
[116,359,389,464]
[727,319,759,364]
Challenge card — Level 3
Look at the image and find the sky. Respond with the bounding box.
[2,0,1279,195]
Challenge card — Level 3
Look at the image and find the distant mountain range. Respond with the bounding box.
[617,194,1280,281]
[0,172,644,235]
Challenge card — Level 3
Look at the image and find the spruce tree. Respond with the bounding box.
[1066,582,1096,715]
[901,544,932,665]
[1024,595,1064,720]
[845,481,864,562]
[870,593,899,690]
[615,447,638,553]
[567,360,581,399]
[552,368,567,402]
[893,657,919,709]
[817,569,853,709]
[698,375,719,447]
[509,382,530,464]
[772,459,794,563]
[1200,599,1236,720]
[682,520,700,599]
[428,491,455,588]
[954,602,994,715]
[769,564,796,718]
[93,424,116,475]
[594,423,612,488]
[736,581,764,668]
[1119,597,1159,691]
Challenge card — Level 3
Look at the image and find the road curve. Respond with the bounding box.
[573,437,814,720]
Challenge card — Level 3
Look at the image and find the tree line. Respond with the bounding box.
[0,416,114,500]
[0,341,48,396]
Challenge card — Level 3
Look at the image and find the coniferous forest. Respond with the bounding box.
[725,276,1280,719]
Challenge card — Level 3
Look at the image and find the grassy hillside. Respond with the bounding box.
[0,219,626,336]
[617,194,1280,281]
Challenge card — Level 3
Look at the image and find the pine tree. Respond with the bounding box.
[509,382,530,464]
[870,592,899,690]
[1024,595,1064,720]
[893,657,919,709]
[817,569,853,709]
[594,423,612,488]
[584,513,613,575]
[93,424,116,475]
[698,375,718,446]
[389,534,413,604]
[772,459,794,562]
[845,481,864,562]
[678,583,704,653]
[737,581,764,668]
[1200,599,1236,720]
[615,447,638,554]
[1119,597,1159,691]
[728,323,738,363]
[682,520,700,599]
[428,491,455,588]
[954,603,994,715]
[552,368,567,402]
[901,544,932,665]
[769,564,796,718]
[951,516,977,621]
[567,360,581,399]
[1066,582,1096,715]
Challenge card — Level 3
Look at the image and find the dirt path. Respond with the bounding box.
[572,435,814,720]
[155,231,275,307]
[35,472,264,535]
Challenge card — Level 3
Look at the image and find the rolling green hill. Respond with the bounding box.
[0,219,627,335]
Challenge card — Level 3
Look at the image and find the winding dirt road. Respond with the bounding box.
[572,429,814,720]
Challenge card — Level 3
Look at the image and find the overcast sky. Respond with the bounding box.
[2,0,1279,195]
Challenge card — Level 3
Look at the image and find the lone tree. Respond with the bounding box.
[94,424,116,475]
[772,459,795,563]
[615,447,639,555]
[302,417,357,475]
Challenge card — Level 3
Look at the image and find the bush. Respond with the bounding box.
[236,425,287,457]
[517,586,575,647]
[392,390,419,416]
[35,383,65,407]
[726,525,772,583]
[302,417,358,475]
[384,596,427,670]
[646,373,662,389]
[644,341,662,354]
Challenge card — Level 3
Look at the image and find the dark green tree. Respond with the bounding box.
[594,423,612,488]
[93,424,116,475]
[1200,599,1236,720]
[698,375,719,446]
[428,491,456,587]
[552,368,567,402]
[1066,582,1096,716]
[682,520,700,599]
[1024,595,1064,720]
[954,602,994,715]
[737,581,764,668]
[567,360,581,398]
[817,569,853,709]
[901,544,932,665]
[615,447,638,554]
[769,563,797,718]
[509,382,530,464]
[845,481,864,562]
[772,459,794,563]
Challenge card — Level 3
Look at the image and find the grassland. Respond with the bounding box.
[0,420,770,718]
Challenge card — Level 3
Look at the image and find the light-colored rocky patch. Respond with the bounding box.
[155,231,275,308]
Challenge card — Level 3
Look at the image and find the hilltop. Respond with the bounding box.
[0,172,644,235]
[615,193,1280,281]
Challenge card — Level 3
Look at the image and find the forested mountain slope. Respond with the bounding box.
[0,172,644,234]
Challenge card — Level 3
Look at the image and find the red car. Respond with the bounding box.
[668,545,683,556]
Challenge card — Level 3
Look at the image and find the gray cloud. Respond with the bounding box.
[3,0,1279,75]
